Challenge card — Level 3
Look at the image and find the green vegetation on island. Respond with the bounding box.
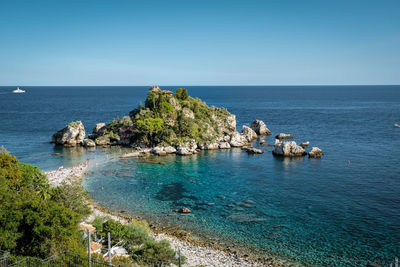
[90,86,237,148]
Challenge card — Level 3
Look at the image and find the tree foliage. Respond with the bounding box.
[0,148,86,258]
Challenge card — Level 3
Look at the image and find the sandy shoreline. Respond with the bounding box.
[45,161,276,267]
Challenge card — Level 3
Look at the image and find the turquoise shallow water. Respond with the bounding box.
[1,86,400,266]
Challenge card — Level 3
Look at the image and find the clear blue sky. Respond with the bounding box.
[0,0,399,85]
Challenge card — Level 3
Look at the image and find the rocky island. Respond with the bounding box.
[52,86,272,155]
[51,86,323,158]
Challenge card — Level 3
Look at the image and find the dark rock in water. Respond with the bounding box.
[217,195,225,199]
[51,121,85,146]
[244,199,255,204]
[179,207,191,214]
[250,120,272,135]
[275,133,294,139]
[300,141,310,147]
[244,147,264,154]
[260,140,266,145]
[308,147,323,158]
[239,202,253,208]
[120,210,127,214]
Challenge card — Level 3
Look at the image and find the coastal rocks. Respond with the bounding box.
[272,141,306,157]
[51,121,86,146]
[176,147,193,155]
[222,114,237,134]
[243,147,264,154]
[229,131,248,147]
[241,126,258,142]
[275,133,294,139]
[82,138,96,147]
[218,142,231,149]
[163,146,177,154]
[308,147,323,158]
[250,120,272,135]
[300,141,310,147]
[202,142,219,150]
[150,146,177,156]
[176,140,198,155]
[89,123,106,139]
[274,139,282,146]
[179,208,191,214]
[182,108,195,119]
[95,135,111,146]
[151,147,167,156]
[120,152,141,158]
[260,140,266,145]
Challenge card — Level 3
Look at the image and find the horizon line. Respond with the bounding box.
[1,84,399,87]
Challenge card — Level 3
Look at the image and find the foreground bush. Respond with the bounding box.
[91,217,184,265]
[0,148,86,258]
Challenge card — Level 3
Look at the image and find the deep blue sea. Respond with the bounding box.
[1,86,400,266]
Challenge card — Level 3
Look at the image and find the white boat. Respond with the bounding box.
[394,123,400,128]
[12,87,25,93]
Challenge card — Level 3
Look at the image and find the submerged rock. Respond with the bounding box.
[179,208,191,214]
[272,141,306,157]
[308,147,323,158]
[250,120,272,135]
[275,133,294,140]
[51,121,85,146]
[241,126,258,142]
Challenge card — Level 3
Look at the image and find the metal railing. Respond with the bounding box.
[2,251,118,267]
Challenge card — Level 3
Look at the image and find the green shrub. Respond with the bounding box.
[50,180,91,218]
[0,149,86,258]
[131,238,185,265]
[68,121,80,128]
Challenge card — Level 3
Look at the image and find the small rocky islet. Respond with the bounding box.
[51,86,323,158]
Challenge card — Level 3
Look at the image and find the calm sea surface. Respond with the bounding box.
[1,86,399,266]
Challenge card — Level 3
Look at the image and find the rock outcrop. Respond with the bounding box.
[275,133,294,139]
[250,120,271,135]
[244,147,264,154]
[272,141,306,157]
[274,139,282,146]
[89,123,106,139]
[51,121,85,146]
[241,126,258,142]
[95,135,111,146]
[300,141,310,147]
[82,138,96,147]
[308,147,323,158]
[229,131,248,147]
[218,142,231,149]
